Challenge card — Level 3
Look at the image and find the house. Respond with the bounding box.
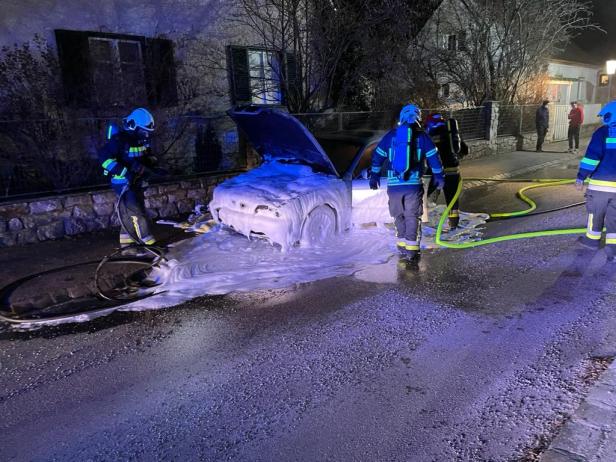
[0,0,302,183]
[412,0,605,112]
[546,43,605,105]
[0,0,294,113]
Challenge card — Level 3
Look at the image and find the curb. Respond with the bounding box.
[540,360,616,461]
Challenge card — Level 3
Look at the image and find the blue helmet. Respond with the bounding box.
[123,108,155,132]
[399,104,421,125]
[598,101,616,127]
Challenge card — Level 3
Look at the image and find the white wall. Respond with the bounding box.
[547,61,601,104]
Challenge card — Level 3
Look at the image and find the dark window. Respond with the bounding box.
[227,46,298,106]
[88,37,146,106]
[447,34,457,51]
[458,31,467,51]
[441,83,450,98]
[55,29,177,108]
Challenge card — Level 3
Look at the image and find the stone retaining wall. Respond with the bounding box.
[465,136,521,160]
[0,173,238,247]
[465,124,602,160]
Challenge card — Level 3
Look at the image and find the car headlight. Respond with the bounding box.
[255,205,280,218]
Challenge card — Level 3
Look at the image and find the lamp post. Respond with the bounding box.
[606,60,616,101]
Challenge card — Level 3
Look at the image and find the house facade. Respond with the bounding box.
[0,0,291,113]
[0,0,300,191]
[546,41,607,106]
[413,0,606,111]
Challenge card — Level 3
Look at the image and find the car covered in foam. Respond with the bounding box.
[209,107,384,250]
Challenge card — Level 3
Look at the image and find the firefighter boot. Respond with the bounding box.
[577,235,600,250]
[397,240,420,261]
[448,211,460,230]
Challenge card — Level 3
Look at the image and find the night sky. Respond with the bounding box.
[573,0,616,63]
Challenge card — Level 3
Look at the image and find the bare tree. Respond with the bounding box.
[0,36,103,194]
[230,0,434,112]
[330,0,443,110]
[411,0,597,106]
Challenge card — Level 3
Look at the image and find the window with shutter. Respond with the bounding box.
[55,29,176,109]
[227,46,286,106]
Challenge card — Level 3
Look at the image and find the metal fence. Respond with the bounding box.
[295,108,489,141]
[0,114,245,201]
[1,104,574,201]
[293,111,394,134]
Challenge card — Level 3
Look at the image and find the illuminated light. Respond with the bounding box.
[607,60,616,75]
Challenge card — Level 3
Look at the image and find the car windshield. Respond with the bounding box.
[315,130,384,179]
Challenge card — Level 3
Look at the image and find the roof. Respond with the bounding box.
[550,41,603,68]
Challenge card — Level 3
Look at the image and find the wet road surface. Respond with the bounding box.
[3,163,616,461]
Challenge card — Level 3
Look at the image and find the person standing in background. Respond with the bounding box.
[568,101,584,152]
[535,100,549,152]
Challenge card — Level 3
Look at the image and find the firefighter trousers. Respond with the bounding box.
[388,185,423,244]
[428,172,461,221]
[112,183,156,247]
[583,189,616,256]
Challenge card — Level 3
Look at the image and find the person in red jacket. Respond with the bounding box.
[568,101,584,152]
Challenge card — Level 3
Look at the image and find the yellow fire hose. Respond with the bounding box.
[435,177,587,249]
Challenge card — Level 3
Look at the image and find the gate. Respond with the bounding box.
[551,104,569,141]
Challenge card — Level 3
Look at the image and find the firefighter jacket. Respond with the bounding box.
[98,131,153,186]
[577,125,616,193]
[371,124,444,187]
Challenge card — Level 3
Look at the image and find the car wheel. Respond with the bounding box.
[300,205,337,247]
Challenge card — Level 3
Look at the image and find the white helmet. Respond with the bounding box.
[123,107,155,132]
[399,104,421,125]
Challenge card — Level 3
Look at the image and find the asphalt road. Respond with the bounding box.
[3,163,616,461]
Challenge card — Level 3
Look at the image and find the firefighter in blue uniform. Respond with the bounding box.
[576,100,616,261]
[98,108,158,253]
[424,113,468,229]
[370,104,445,260]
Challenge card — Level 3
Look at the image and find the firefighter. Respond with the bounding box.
[576,100,616,261]
[424,112,469,229]
[98,107,159,255]
[370,104,445,260]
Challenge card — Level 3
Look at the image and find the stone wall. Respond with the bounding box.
[0,172,238,247]
[465,136,520,160]
[465,123,602,160]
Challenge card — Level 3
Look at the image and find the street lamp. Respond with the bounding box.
[606,60,616,101]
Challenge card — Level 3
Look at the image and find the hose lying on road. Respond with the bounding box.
[0,184,167,326]
[435,177,587,249]
[463,177,585,218]
[93,183,167,302]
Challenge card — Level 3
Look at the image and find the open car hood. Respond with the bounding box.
[228,107,340,177]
